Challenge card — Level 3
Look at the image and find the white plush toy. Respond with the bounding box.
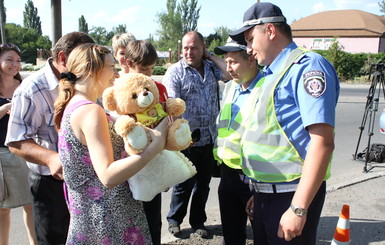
[102,73,196,201]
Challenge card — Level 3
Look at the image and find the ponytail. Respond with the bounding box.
[54,73,77,131]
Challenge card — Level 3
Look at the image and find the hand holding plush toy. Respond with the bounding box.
[102,73,192,155]
[102,73,196,201]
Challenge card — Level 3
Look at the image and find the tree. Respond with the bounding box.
[178,0,201,34]
[78,15,88,33]
[89,26,108,45]
[380,0,385,16]
[5,23,51,64]
[112,24,127,35]
[156,0,201,52]
[23,0,42,35]
[206,26,232,51]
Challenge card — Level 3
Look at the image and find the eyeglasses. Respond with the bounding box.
[0,43,21,53]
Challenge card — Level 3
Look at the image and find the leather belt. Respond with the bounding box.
[249,181,298,193]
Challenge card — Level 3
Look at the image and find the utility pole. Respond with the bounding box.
[51,0,62,46]
[0,0,5,43]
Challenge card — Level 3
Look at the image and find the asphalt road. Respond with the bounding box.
[8,78,385,244]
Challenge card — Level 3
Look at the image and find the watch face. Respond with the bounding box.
[295,208,303,215]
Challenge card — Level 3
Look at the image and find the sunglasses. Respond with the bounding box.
[0,43,21,53]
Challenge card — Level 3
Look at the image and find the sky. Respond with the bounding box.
[6,0,383,42]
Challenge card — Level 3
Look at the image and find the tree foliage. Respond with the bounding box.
[379,0,385,16]
[206,26,232,52]
[23,0,42,36]
[78,15,88,33]
[5,23,51,64]
[156,0,201,52]
[112,24,127,35]
[178,0,200,34]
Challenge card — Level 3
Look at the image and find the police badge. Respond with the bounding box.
[303,70,326,98]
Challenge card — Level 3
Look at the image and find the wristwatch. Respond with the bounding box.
[290,204,307,216]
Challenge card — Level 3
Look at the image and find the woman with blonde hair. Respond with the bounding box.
[54,43,168,244]
[0,43,37,245]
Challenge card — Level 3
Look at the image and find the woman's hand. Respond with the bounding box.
[147,118,169,153]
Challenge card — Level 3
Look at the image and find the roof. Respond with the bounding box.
[291,10,385,37]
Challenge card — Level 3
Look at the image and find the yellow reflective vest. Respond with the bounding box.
[240,47,331,183]
[213,77,265,169]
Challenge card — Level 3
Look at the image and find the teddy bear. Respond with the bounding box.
[102,73,196,201]
[102,73,192,155]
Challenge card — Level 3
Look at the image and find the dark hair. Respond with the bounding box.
[255,22,292,41]
[0,43,22,82]
[52,31,95,61]
[274,22,292,40]
[125,40,158,67]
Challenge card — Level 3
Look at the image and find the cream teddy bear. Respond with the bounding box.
[102,73,192,155]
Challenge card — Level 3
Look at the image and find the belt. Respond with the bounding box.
[249,181,298,193]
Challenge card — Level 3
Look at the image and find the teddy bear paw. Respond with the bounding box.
[174,122,192,147]
[126,125,148,151]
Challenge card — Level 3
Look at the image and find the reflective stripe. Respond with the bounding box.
[243,158,303,175]
[242,129,288,147]
[240,48,309,182]
[216,137,240,154]
[337,218,350,230]
[214,79,266,169]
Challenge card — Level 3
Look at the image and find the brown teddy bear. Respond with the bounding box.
[102,73,196,201]
[102,73,192,155]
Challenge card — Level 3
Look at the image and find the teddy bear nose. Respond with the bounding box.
[143,91,148,96]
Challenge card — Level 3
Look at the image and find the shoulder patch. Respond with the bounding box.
[303,70,326,98]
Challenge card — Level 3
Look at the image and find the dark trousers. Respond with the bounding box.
[28,171,70,245]
[218,164,253,245]
[143,193,162,245]
[167,144,215,229]
[252,181,326,245]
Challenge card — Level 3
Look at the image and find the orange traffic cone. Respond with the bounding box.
[331,205,351,245]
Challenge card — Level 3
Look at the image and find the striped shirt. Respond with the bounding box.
[5,59,59,175]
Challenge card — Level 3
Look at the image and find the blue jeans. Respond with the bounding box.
[167,144,215,229]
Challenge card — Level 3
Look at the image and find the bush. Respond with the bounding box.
[153,66,167,75]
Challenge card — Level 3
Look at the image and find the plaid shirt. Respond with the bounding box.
[163,58,222,147]
[5,59,59,175]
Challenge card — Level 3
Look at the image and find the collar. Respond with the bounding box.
[235,70,263,92]
[44,58,60,90]
[181,58,207,70]
[263,42,297,76]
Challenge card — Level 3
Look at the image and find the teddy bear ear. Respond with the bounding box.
[102,87,117,111]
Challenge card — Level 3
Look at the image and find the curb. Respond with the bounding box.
[326,170,385,193]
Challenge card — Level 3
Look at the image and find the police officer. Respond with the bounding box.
[229,2,340,244]
[213,37,263,244]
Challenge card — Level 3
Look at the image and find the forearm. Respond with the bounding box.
[99,147,161,188]
[8,139,58,167]
[208,54,232,81]
[0,105,9,119]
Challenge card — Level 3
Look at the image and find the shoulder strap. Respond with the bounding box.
[63,100,94,118]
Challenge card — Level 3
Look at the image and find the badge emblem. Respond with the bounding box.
[303,70,326,98]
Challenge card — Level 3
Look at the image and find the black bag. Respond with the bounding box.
[357,143,385,163]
